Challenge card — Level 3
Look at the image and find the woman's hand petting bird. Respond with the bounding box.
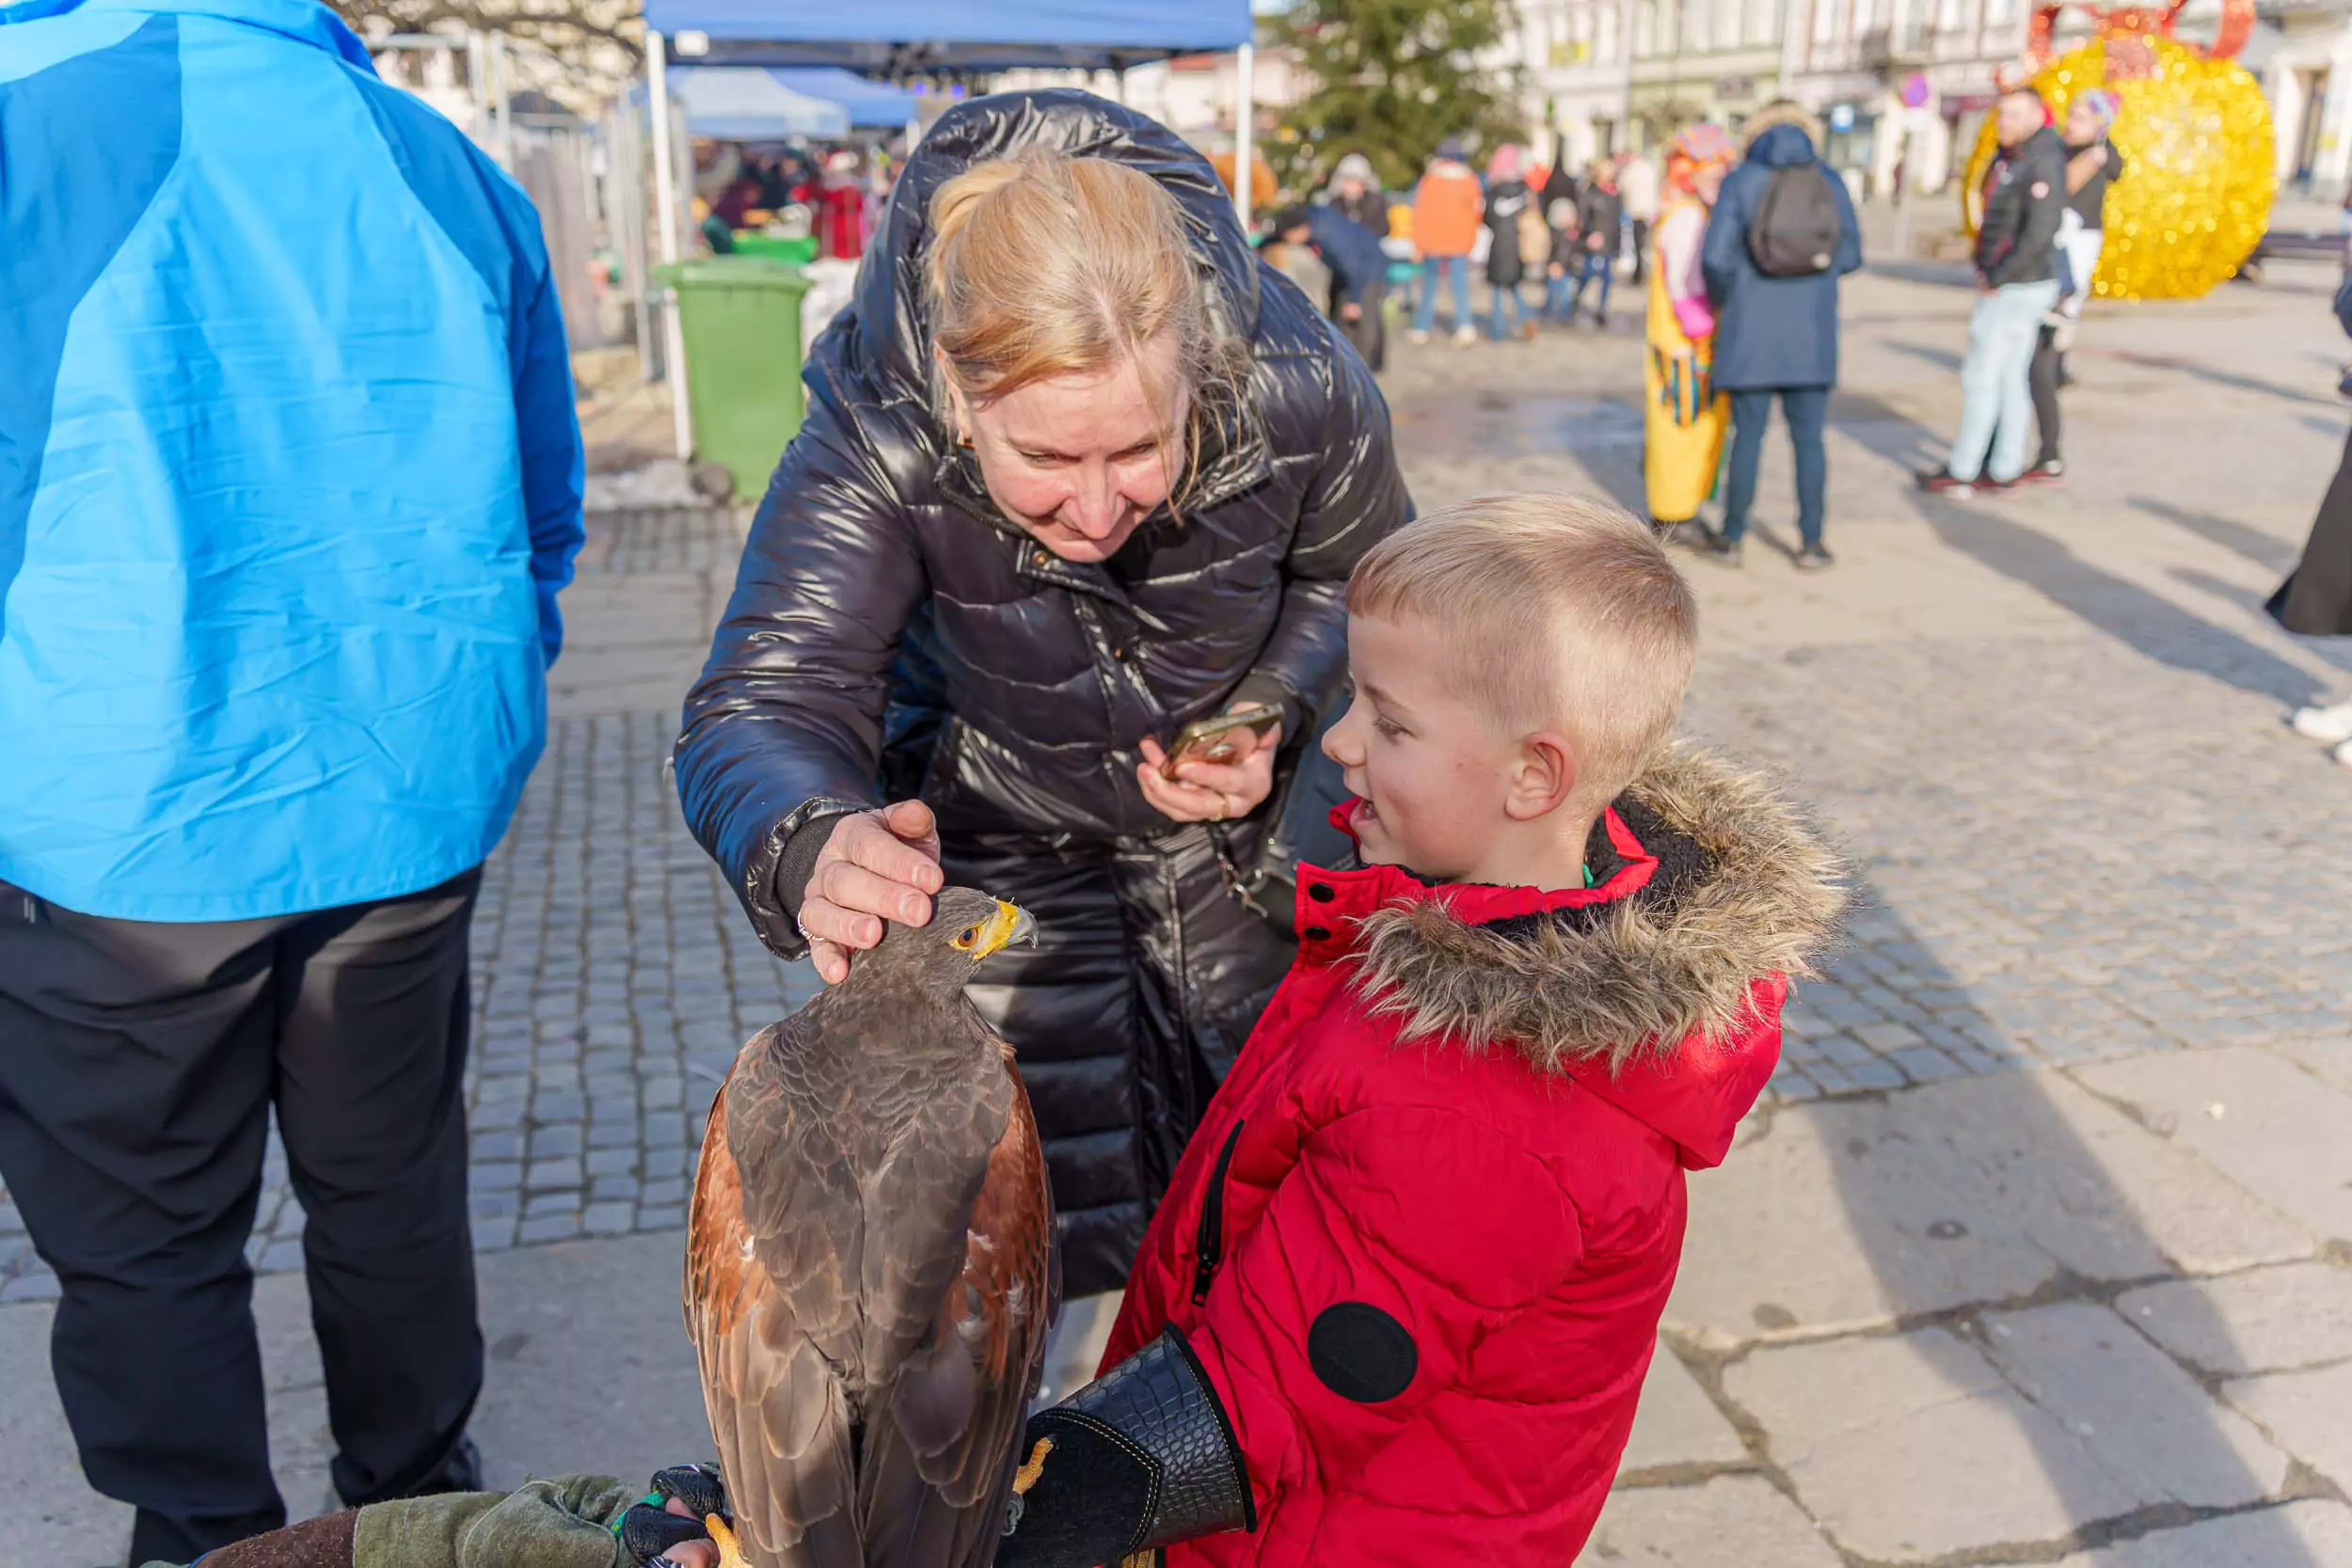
[798,800,944,985]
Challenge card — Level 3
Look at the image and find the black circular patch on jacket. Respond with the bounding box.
[1307,1302,1418,1402]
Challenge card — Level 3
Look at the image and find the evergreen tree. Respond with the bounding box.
[1272,0,1525,196]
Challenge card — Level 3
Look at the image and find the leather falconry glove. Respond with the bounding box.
[995,1328,1253,1568]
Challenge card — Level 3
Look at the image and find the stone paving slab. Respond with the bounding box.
[2054,1500,2352,1568]
[1725,1326,2144,1561]
[2272,1036,2352,1098]
[2118,1263,2352,1379]
[1616,1346,1747,1478]
[2074,1049,2352,1247]
[1578,1475,1844,1568]
[1978,1303,2289,1510]
[2225,1361,2352,1497]
[1668,1070,2312,1348]
[5,1230,710,1565]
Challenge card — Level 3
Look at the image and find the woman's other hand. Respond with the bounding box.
[801,800,944,985]
[1136,715,1283,825]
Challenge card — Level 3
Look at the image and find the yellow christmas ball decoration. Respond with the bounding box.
[1962,33,2275,299]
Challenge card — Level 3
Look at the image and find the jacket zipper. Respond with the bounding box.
[1190,1118,1247,1306]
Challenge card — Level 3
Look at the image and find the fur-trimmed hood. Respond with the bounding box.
[1346,745,1847,1079]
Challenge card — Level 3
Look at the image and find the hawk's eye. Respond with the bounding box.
[952,924,983,951]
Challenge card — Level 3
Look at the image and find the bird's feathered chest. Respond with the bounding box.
[723,990,1014,1393]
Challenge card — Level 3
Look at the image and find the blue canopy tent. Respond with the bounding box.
[766,67,919,129]
[641,0,1250,72]
[666,67,852,138]
[641,0,1255,457]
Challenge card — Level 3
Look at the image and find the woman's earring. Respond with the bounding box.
[956,430,975,451]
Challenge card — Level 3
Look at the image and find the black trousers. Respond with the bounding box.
[0,871,485,1562]
[2029,324,2062,467]
[1330,277,1387,372]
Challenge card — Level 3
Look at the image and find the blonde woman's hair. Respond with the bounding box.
[927,150,1242,478]
[1348,495,1698,816]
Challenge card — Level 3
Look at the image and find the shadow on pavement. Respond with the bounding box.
[1742,895,2324,1560]
[2104,350,2344,411]
[1862,260,1979,290]
[1881,337,1965,372]
[2130,497,2302,574]
[1826,388,1947,474]
[1819,381,2328,708]
[1915,497,2325,707]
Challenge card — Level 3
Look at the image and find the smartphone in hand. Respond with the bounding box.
[1160,705,1282,779]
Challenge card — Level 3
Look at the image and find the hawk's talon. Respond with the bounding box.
[704,1513,749,1568]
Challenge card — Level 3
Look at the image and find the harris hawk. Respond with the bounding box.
[684,887,1056,1568]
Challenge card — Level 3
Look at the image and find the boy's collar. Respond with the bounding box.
[1322,799,1659,927]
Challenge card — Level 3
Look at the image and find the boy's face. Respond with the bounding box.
[1322,611,1528,881]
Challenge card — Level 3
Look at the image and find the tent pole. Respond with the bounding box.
[1233,40,1254,225]
[489,33,513,170]
[647,30,692,463]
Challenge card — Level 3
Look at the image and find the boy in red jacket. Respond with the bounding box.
[999,495,1845,1568]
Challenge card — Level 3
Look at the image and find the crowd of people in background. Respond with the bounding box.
[1269,105,1865,567]
[693,139,897,260]
[1261,71,2136,571]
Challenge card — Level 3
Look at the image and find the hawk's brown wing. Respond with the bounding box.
[856,1047,1057,1568]
[685,1021,864,1568]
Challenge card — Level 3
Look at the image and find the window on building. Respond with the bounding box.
[1749,0,1782,44]
[1596,4,1618,63]
[1985,0,2016,24]
[1813,0,1837,42]
[1635,0,1656,56]
[1715,0,1742,48]
[1938,0,1963,32]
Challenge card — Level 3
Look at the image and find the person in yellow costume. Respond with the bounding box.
[1643,124,1739,533]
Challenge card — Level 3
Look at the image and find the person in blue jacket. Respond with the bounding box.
[1695,103,1864,568]
[0,0,583,1558]
[1272,201,1390,371]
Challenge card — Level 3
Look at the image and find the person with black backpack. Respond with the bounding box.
[1691,102,1863,569]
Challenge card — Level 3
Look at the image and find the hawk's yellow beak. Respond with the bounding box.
[971,898,1039,958]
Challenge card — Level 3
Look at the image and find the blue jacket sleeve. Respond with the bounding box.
[1833,170,1865,277]
[1700,173,1750,304]
[514,260,585,667]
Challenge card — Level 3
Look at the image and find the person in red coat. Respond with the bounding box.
[997,495,1846,1568]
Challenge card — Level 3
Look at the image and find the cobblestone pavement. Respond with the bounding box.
[8,248,2352,1568]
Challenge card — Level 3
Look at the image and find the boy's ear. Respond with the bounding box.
[1506,732,1578,822]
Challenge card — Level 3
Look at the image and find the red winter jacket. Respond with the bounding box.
[1102,749,1843,1567]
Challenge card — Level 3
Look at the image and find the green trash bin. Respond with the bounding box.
[654,257,813,501]
[730,232,819,266]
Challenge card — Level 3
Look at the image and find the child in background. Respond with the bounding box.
[997,496,1847,1568]
[1545,195,1583,324]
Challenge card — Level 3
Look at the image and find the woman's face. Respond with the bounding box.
[2067,100,2105,143]
[954,333,1189,563]
[1694,162,1727,206]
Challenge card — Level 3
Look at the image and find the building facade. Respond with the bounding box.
[2238,0,2352,193]
[1624,0,1792,147]
[1513,0,1638,167]
[1781,0,2029,197]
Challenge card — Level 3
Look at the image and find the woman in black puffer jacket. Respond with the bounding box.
[674,90,1410,1298]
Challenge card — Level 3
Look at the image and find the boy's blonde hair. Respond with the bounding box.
[1348,495,1698,816]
